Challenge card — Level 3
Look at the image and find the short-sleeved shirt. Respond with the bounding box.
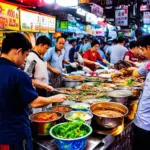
[84,49,103,71]
[81,42,91,53]
[125,50,138,62]
[110,44,128,64]
[0,58,38,144]
[24,51,49,97]
[134,62,150,131]
[43,47,65,72]
[24,51,49,84]
[69,47,77,63]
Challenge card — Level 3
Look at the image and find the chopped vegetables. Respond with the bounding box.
[52,121,90,139]
[67,112,91,121]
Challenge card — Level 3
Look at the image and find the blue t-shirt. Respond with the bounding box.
[69,47,77,63]
[0,58,38,144]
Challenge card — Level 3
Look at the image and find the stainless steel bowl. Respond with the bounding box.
[107,90,132,105]
[116,86,142,99]
[64,111,93,125]
[29,111,63,136]
[62,77,84,88]
[90,102,128,129]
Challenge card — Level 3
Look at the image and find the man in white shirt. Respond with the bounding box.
[110,37,128,64]
[24,36,53,97]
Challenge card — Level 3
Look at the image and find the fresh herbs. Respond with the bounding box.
[127,79,135,86]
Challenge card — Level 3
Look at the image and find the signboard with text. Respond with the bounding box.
[115,9,128,26]
[143,11,150,24]
[48,16,56,33]
[20,9,40,32]
[0,2,19,31]
[40,14,49,32]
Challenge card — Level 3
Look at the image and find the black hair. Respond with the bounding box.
[56,36,65,42]
[129,41,137,49]
[91,40,100,47]
[118,37,125,43]
[36,36,51,46]
[81,37,85,41]
[112,39,118,44]
[137,35,150,48]
[69,39,76,44]
[88,37,93,41]
[2,33,32,54]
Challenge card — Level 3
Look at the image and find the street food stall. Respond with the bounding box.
[31,62,141,150]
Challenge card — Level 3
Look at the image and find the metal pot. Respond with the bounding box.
[90,102,128,129]
[62,77,84,88]
[29,111,63,136]
[50,105,72,115]
[116,86,142,99]
[107,90,132,105]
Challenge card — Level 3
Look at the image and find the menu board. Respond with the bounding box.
[49,16,56,33]
[20,9,40,32]
[115,9,128,26]
[40,15,49,32]
[0,2,19,31]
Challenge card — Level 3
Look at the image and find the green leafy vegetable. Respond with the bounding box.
[53,121,89,139]
[127,79,135,86]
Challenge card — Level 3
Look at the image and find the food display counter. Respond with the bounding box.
[33,119,133,150]
[31,66,141,150]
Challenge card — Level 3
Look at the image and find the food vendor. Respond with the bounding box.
[24,36,54,113]
[83,40,113,71]
[132,35,150,150]
[43,36,77,88]
[0,33,66,150]
[124,41,138,63]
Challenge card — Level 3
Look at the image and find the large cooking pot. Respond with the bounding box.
[62,77,84,88]
[107,90,132,105]
[90,102,128,129]
[29,111,63,136]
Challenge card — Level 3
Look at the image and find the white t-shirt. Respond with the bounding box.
[24,51,49,114]
[24,51,48,85]
[110,44,128,64]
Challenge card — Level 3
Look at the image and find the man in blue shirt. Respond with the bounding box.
[97,49,107,67]
[69,39,77,63]
[43,37,77,87]
[0,33,66,150]
[133,35,150,150]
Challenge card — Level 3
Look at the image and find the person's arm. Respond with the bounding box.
[133,64,147,77]
[32,79,53,92]
[133,69,142,78]
[18,71,66,108]
[63,60,70,64]
[47,61,60,74]
[102,59,111,65]
[30,94,66,108]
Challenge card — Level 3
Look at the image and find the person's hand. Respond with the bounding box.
[109,64,114,68]
[44,85,54,92]
[77,52,84,63]
[52,68,61,74]
[51,94,66,103]
[83,66,92,73]
[70,62,77,68]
